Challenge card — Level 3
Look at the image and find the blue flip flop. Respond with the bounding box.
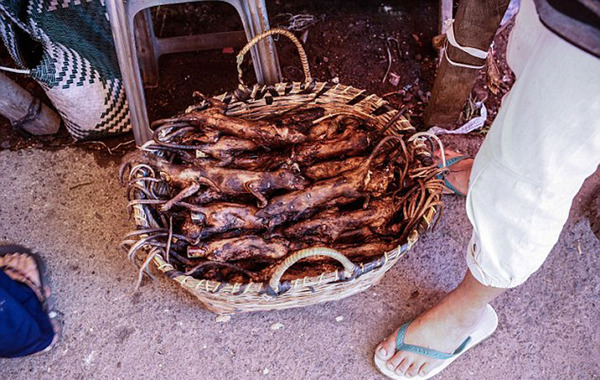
[436,156,472,197]
[374,304,498,379]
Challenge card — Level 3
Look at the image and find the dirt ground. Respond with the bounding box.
[0,1,598,379]
[0,148,597,380]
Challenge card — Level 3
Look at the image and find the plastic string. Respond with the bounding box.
[0,66,31,74]
[428,102,488,136]
[443,19,489,70]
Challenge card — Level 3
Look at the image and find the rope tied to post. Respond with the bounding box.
[443,19,490,70]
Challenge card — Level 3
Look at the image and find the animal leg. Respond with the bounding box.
[161,182,201,212]
[245,180,268,208]
[197,176,222,193]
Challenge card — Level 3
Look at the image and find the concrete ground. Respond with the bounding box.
[0,147,598,380]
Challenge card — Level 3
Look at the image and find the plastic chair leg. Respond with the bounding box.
[106,0,153,145]
[243,0,281,84]
[226,0,281,84]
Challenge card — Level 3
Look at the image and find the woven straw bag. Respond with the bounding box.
[122,29,444,315]
[0,0,130,139]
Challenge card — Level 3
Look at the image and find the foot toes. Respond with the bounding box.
[385,351,406,372]
[375,328,399,360]
[406,362,422,378]
[394,357,411,375]
[418,362,432,377]
[375,344,389,360]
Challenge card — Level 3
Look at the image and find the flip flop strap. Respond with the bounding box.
[436,156,471,176]
[443,179,467,197]
[395,321,472,360]
[435,156,470,196]
[439,155,471,168]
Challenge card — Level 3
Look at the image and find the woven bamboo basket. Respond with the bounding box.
[121,29,445,315]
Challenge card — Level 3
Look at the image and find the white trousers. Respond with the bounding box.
[465,0,600,288]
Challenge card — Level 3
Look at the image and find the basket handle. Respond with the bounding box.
[236,28,313,87]
[268,247,356,292]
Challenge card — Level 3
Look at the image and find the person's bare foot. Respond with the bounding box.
[375,296,487,378]
[375,271,505,378]
[435,149,473,196]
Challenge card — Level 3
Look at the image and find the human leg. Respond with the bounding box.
[465,0,600,288]
[374,0,600,377]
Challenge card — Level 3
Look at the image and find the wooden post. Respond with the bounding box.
[0,72,61,135]
[424,0,510,127]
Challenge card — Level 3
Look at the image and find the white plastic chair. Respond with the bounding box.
[106,0,281,144]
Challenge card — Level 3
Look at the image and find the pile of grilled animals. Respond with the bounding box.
[120,100,443,284]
